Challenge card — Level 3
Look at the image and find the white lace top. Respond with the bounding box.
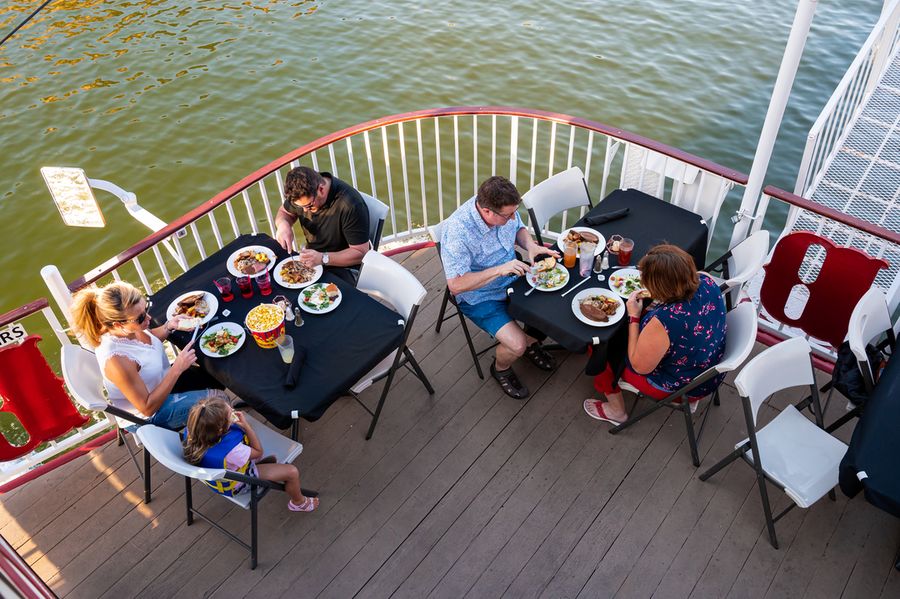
[95,333,170,402]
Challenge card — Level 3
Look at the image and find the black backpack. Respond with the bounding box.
[831,341,887,406]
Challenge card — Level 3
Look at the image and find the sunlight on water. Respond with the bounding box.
[0,0,885,313]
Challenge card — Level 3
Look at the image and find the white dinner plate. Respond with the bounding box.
[608,267,644,298]
[298,282,343,314]
[226,245,277,278]
[525,263,570,292]
[273,257,323,289]
[556,226,606,256]
[571,288,625,327]
[165,290,218,327]
[199,322,246,358]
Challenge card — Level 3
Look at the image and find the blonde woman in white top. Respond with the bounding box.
[71,281,227,429]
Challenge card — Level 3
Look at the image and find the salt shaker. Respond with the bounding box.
[294,307,304,327]
[600,251,609,271]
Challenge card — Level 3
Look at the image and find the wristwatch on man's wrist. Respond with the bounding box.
[322,252,330,265]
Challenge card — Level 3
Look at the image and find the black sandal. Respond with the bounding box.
[524,343,556,371]
[491,360,530,400]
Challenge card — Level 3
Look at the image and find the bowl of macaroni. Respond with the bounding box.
[244,303,285,348]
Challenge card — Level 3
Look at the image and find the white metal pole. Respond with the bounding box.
[730,0,818,248]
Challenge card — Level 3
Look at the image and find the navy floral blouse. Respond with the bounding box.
[640,274,727,397]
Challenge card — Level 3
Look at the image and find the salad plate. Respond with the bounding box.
[199,322,245,358]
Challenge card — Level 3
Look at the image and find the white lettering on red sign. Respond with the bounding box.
[0,323,27,347]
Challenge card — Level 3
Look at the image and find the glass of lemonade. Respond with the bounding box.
[275,334,294,364]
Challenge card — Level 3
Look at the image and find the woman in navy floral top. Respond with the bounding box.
[584,245,727,425]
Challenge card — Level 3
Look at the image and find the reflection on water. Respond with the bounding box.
[0,0,884,315]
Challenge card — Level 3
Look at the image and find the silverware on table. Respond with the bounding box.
[524,285,537,297]
[561,275,592,297]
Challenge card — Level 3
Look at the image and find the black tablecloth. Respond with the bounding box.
[839,354,900,518]
[507,188,709,374]
[149,234,405,428]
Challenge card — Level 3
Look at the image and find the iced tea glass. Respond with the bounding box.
[563,241,577,269]
[214,277,234,302]
[618,238,635,266]
[256,269,272,296]
[236,275,253,299]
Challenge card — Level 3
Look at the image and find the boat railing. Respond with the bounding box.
[59,107,749,302]
[794,0,900,197]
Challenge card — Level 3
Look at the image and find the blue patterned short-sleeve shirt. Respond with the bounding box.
[441,197,524,305]
[641,274,727,397]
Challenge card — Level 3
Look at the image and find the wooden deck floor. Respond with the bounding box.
[2,247,899,598]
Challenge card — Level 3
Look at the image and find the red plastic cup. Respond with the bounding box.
[236,275,253,299]
[256,269,272,296]
[213,277,234,302]
[618,238,634,266]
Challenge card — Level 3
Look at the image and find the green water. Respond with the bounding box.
[0,0,884,316]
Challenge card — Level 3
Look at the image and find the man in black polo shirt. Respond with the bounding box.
[275,166,370,284]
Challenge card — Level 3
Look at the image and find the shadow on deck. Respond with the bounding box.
[2,247,899,599]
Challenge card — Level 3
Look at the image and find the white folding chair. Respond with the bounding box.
[521,166,592,246]
[61,344,155,503]
[610,302,758,466]
[699,337,848,549]
[135,417,304,569]
[429,220,498,380]
[353,250,434,439]
[827,288,897,433]
[704,230,770,309]
[360,192,389,251]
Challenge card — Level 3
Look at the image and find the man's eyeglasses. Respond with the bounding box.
[292,197,315,212]
[479,202,517,221]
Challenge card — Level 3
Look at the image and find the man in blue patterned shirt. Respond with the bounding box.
[441,176,559,399]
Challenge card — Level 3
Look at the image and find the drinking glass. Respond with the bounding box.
[563,241,577,269]
[256,269,273,296]
[213,277,234,302]
[275,334,294,364]
[579,242,596,276]
[236,275,253,299]
[618,238,635,266]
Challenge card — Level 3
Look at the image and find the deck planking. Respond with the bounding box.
[2,247,899,598]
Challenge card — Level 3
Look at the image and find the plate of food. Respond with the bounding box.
[226,245,277,278]
[274,257,322,289]
[165,291,218,329]
[557,227,606,256]
[608,267,647,298]
[525,257,570,292]
[298,282,342,313]
[571,288,625,327]
[199,322,245,358]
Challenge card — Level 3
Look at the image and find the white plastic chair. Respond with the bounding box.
[521,166,592,246]
[611,302,759,466]
[61,344,154,503]
[826,288,898,433]
[352,250,434,439]
[360,192,389,250]
[429,220,497,380]
[699,337,848,549]
[135,416,304,569]
[704,230,771,309]
[848,288,895,390]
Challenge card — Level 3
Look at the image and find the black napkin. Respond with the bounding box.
[284,346,308,389]
[584,207,630,226]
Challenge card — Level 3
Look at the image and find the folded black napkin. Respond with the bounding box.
[284,346,308,389]
[584,207,630,226]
